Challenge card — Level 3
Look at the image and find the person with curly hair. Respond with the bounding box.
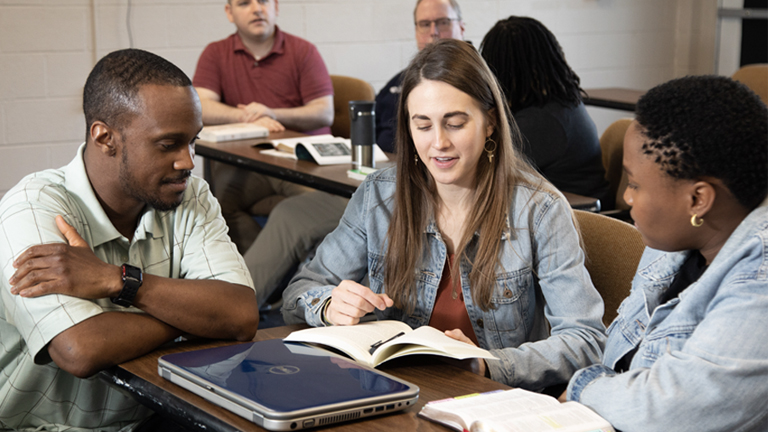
[564,75,768,431]
[480,16,612,209]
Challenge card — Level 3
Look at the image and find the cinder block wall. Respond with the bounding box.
[0,0,718,197]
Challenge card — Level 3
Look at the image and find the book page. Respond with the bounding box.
[269,134,337,150]
[422,390,613,432]
[267,135,389,164]
[283,320,413,366]
[374,326,496,365]
[471,402,614,432]
[260,149,297,159]
[422,389,556,425]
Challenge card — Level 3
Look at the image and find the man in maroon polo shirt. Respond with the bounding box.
[193,0,348,311]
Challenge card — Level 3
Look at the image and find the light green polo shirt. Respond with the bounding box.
[0,144,254,431]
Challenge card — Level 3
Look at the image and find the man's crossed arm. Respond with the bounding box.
[9,216,260,378]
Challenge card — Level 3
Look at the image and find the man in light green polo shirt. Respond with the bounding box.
[0,49,259,431]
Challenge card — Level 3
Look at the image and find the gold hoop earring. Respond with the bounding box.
[691,214,703,227]
[484,137,497,163]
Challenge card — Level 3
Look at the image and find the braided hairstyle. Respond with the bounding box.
[635,75,768,210]
[480,16,582,113]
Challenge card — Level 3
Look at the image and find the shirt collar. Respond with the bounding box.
[61,143,162,247]
[233,25,285,61]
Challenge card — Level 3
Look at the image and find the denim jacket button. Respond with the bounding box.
[476,318,484,328]
[310,298,320,306]
[503,289,513,298]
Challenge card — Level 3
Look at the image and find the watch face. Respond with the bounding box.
[123,264,142,284]
[114,264,142,307]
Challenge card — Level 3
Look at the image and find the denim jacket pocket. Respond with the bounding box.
[486,268,533,337]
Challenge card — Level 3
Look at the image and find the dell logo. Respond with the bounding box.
[269,365,300,375]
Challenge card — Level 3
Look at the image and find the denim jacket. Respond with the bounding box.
[567,199,768,432]
[283,167,606,390]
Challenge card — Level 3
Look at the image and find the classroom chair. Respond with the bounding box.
[731,63,768,105]
[574,209,645,327]
[329,75,376,138]
[599,118,633,221]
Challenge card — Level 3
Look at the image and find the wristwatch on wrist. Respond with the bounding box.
[112,263,143,307]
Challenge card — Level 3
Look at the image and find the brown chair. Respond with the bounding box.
[731,63,768,105]
[599,118,633,216]
[329,75,375,138]
[574,210,645,326]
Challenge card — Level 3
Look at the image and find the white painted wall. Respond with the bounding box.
[0,0,722,196]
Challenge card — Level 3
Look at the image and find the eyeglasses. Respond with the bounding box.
[415,18,459,33]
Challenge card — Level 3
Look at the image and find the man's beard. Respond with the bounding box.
[119,149,190,212]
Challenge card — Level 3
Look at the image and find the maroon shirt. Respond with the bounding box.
[428,254,479,346]
[193,27,333,135]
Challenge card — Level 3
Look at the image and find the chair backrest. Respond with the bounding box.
[731,63,768,105]
[330,75,376,139]
[599,118,633,211]
[574,210,645,326]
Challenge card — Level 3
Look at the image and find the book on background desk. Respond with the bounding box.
[259,134,389,165]
[347,166,378,181]
[419,388,614,432]
[198,123,269,142]
[283,320,496,368]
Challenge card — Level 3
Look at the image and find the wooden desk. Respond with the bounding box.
[100,325,510,431]
[583,88,645,112]
[196,131,379,199]
[195,133,601,211]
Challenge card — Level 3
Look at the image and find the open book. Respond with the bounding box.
[419,388,614,432]
[283,320,496,368]
[260,134,389,165]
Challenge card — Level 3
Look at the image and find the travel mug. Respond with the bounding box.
[349,100,376,169]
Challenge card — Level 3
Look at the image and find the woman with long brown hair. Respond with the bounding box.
[283,39,605,390]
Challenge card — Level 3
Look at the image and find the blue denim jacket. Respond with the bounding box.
[283,167,606,389]
[567,199,768,431]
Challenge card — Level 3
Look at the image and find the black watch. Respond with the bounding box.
[112,264,142,307]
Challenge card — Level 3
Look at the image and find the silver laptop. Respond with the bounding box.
[158,338,419,431]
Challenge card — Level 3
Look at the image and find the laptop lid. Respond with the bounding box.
[158,338,419,431]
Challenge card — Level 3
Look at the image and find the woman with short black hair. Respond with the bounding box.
[565,75,768,431]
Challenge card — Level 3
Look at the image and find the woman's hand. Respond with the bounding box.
[325,280,393,325]
[445,328,488,377]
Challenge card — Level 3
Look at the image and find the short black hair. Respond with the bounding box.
[83,49,192,136]
[480,16,582,113]
[636,75,768,210]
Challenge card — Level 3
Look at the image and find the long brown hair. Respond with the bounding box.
[384,39,539,312]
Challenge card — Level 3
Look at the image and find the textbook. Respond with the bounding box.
[260,134,389,165]
[283,320,496,368]
[419,388,615,432]
[197,123,269,142]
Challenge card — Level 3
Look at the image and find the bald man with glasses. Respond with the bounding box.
[374,0,465,153]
